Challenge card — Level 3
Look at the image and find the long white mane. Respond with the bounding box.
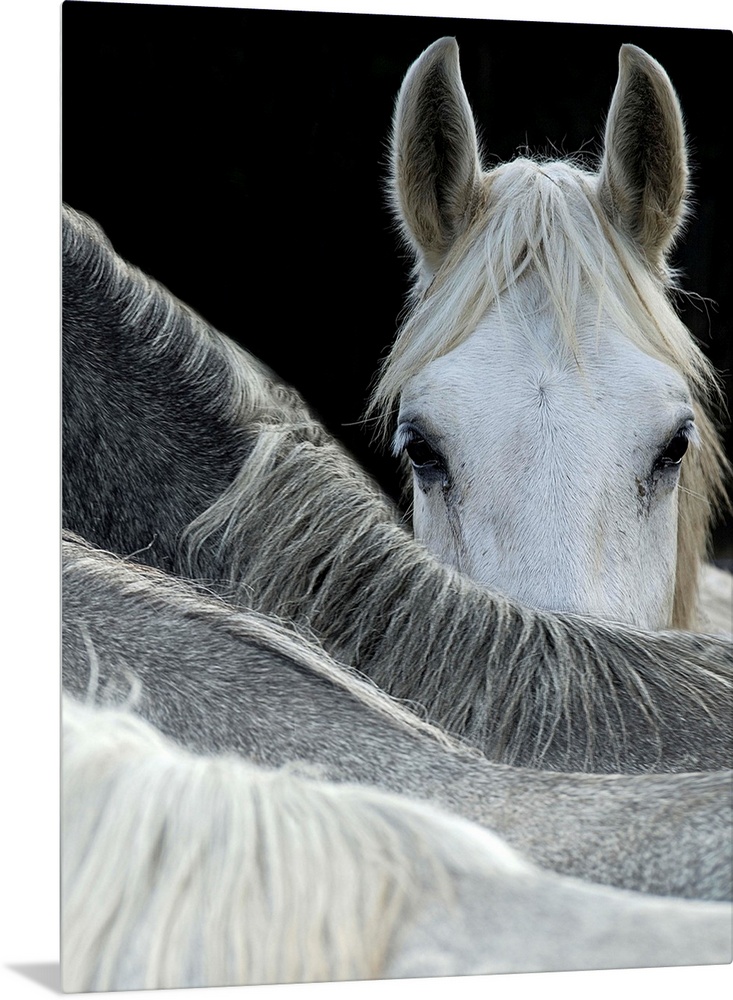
[61,696,521,991]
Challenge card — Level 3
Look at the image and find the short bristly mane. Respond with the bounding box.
[367,157,729,629]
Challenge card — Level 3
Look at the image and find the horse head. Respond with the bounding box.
[371,39,728,630]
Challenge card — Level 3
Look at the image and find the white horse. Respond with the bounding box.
[370,38,730,633]
[62,695,732,992]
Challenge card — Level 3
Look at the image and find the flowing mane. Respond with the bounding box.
[61,696,516,990]
[179,417,732,770]
[368,155,729,629]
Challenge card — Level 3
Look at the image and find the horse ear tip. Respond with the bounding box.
[424,36,459,61]
[619,43,657,73]
[405,37,459,83]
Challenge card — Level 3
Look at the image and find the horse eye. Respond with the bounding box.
[655,427,691,471]
[405,435,441,469]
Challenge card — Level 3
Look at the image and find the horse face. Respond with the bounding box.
[378,38,721,630]
[396,272,696,627]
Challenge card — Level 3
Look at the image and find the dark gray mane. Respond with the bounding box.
[62,205,732,773]
[180,411,732,773]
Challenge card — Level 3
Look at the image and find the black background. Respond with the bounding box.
[62,2,732,555]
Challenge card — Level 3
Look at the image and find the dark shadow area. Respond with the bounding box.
[6,963,62,994]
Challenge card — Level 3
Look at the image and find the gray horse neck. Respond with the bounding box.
[61,536,731,902]
[62,213,252,572]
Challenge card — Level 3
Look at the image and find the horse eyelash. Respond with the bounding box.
[683,421,701,449]
[391,425,412,458]
[670,420,699,451]
[392,423,430,458]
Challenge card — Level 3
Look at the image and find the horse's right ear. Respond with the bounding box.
[390,37,483,276]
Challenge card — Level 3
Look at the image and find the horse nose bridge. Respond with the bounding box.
[464,503,576,586]
[473,481,616,605]
[512,480,651,618]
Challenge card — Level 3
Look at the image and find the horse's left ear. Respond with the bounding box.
[598,45,689,273]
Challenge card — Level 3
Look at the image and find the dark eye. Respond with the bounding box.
[405,435,442,470]
[396,424,449,487]
[654,426,692,472]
